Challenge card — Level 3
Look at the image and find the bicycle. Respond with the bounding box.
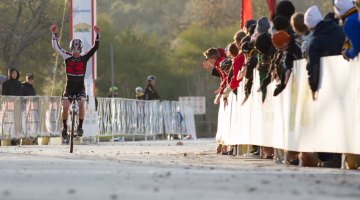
[62,95,88,153]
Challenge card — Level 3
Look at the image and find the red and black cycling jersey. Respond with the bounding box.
[52,33,99,96]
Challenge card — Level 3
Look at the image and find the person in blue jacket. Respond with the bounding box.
[333,0,360,60]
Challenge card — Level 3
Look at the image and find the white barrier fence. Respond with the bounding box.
[97,98,196,139]
[0,97,196,140]
[217,55,360,155]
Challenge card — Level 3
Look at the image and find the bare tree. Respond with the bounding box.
[0,0,62,72]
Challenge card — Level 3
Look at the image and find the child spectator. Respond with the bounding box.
[135,87,144,100]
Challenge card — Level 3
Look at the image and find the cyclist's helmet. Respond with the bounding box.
[135,87,144,93]
[70,39,83,53]
[147,75,156,81]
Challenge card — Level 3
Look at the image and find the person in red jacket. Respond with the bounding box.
[202,48,226,102]
[222,43,245,100]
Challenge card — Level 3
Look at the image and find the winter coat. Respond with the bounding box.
[244,51,258,97]
[342,8,360,59]
[144,84,160,101]
[306,20,345,92]
[2,68,23,96]
[302,31,314,60]
[21,82,36,96]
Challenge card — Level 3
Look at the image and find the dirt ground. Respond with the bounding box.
[0,139,360,200]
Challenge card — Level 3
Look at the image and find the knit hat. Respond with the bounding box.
[255,33,273,56]
[272,31,291,49]
[333,0,355,16]
[256,17,270,34]
[276,1,296,20]
[244,19,257,29]
[304,6,323,29]
[273,16,291,31]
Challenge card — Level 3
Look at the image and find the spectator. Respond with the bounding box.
[106,86,119,97]
[202,48,226,79]
[304,5,345,100]
[333,0,360,60]
[273,15,291,32]
[241,41,258,102]
[254,32,275,102]
[233,31,247,49]
[2,68,23,96]
[223,42,245,99]
[275,0,295,21]
[271,30,302,96]
[356,0,360,17]
[299,5,346,168]
[253,16,271,39]
[0,75,7,94]
[135,87,144,100]
[21,73,36,96]
[144,75,161,100]
[242,19,257,35]
[291,12,313,59]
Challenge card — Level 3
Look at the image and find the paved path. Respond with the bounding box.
[0,140,360,200]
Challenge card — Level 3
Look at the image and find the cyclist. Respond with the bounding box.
[50,24,100,139]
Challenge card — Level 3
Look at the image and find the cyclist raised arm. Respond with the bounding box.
[50,24,100,140]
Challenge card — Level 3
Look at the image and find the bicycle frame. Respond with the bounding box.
[62,95,88,153]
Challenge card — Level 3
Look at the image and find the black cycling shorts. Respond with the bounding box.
[63,89,86,98]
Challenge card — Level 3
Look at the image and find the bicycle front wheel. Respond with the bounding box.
[70,111,76,153]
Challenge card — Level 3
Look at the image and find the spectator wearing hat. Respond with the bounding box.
[254,16,271,38]
[106,86,119,98]
[135,87,144,100]
[333,0,360,60]
[297,5,345,168]
[271,30,302,95]
[21,73,36,96]
[254,32,276,103]
[241,41,258,102]
[144,75,161,101]
[243,19,257,34]
[304,5,345,100]
[273,15,291,32]
[2,68,23,96]
[275,0,295,21]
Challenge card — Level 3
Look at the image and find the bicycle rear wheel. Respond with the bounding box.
[70,110,75,153]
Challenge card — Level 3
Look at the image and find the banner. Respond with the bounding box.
[241,0,253,28]
[267,0,277,19]
[71,0,98,136]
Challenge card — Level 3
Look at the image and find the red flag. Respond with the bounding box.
[240,0,253,28]
[267,0,277,20]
